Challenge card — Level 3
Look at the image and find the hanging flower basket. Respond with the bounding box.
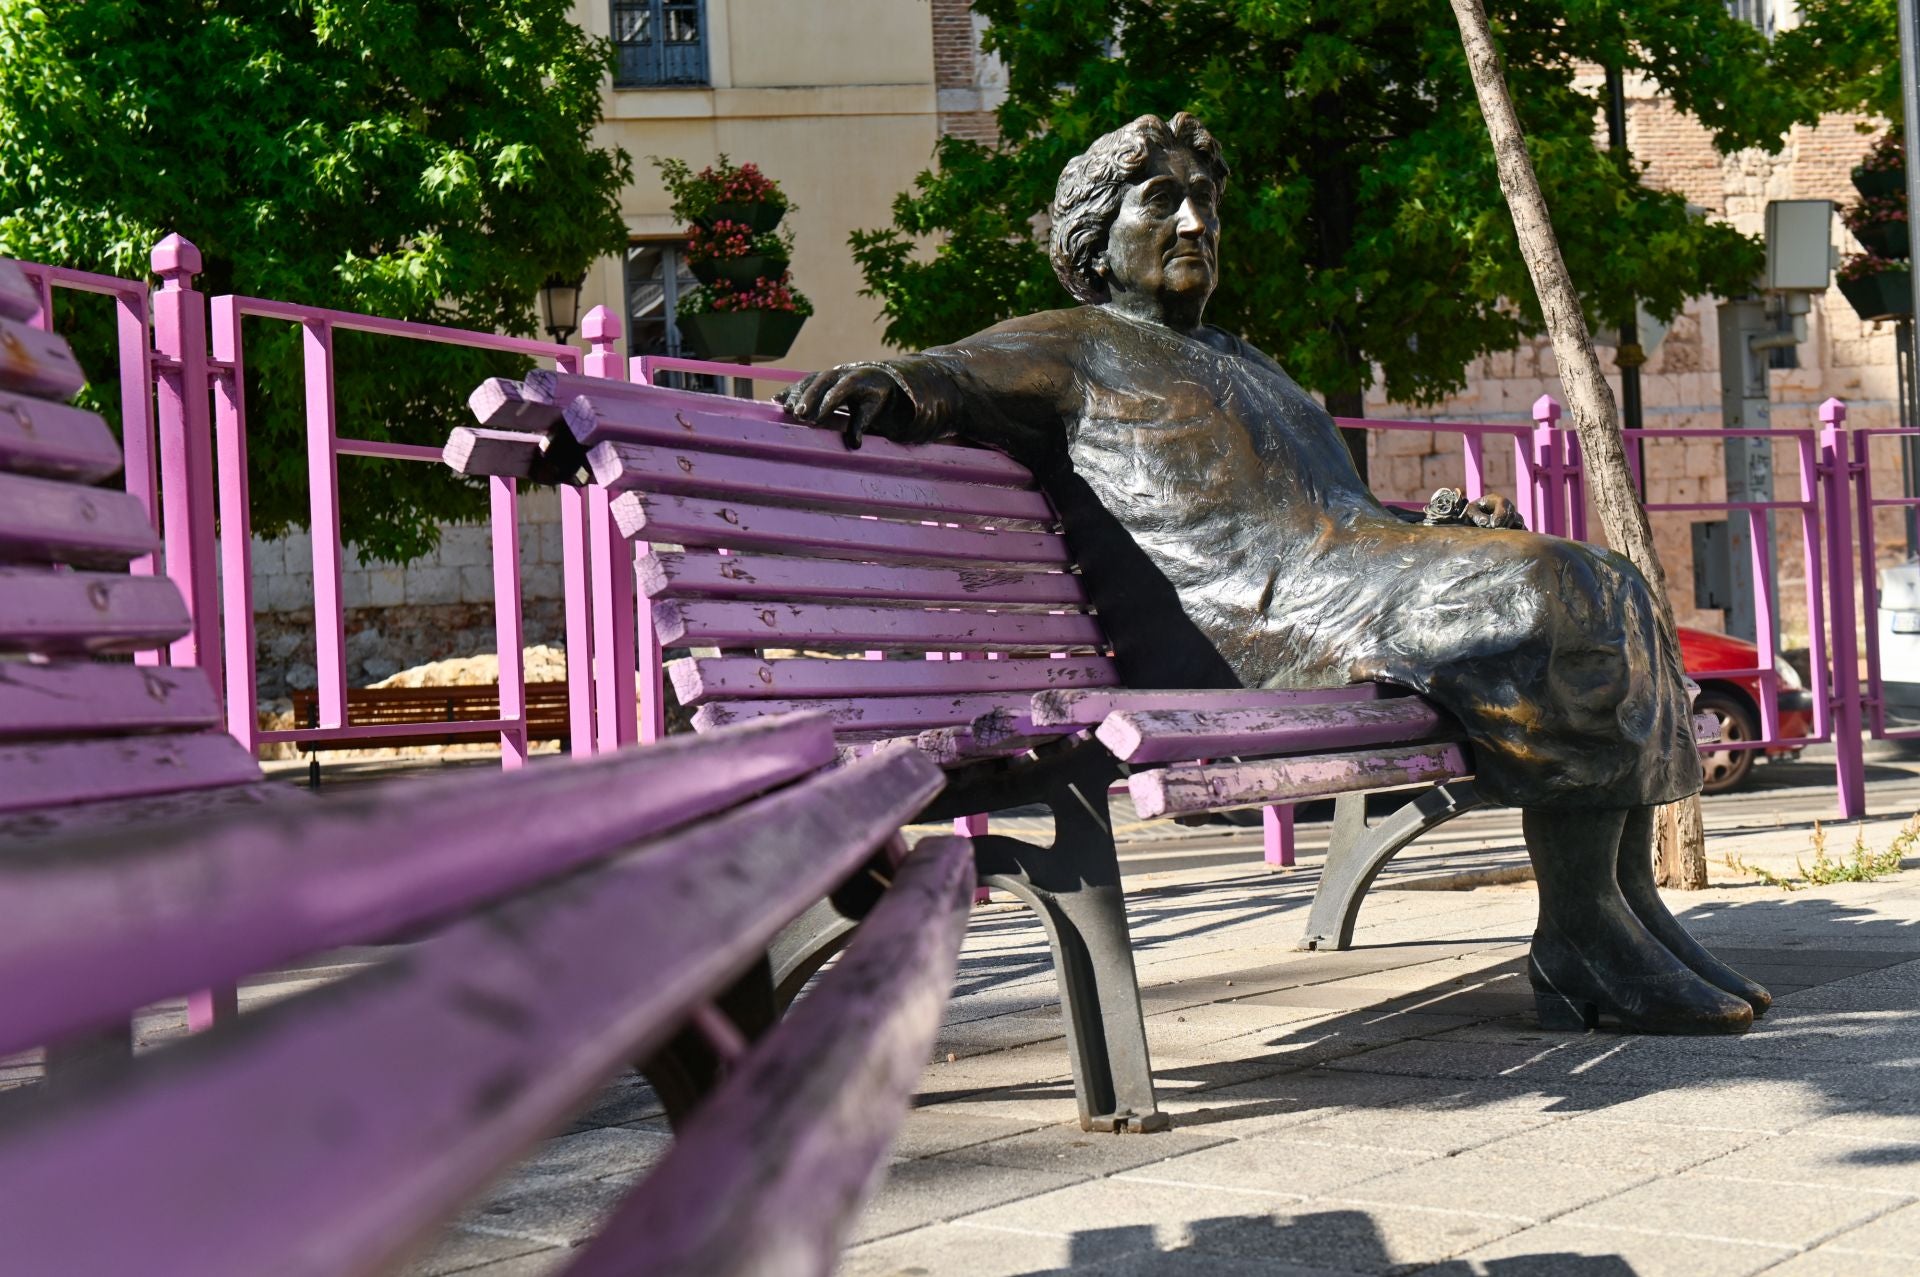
[1838,266,1913,322]
[678,309,806,360]
[690,253,790,287]
[1857,219,1911,259]
[703,201,785,234]
[1854,167,1905,202]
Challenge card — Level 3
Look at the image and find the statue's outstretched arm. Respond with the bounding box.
[780,316,1078,466]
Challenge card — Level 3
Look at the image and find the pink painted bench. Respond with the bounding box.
[2,257,976,1274]
[448,370,1494,1135]
[0,254,287,1067]
[0,713,974,1277]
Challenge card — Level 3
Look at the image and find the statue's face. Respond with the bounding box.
[1102,144,1220,318]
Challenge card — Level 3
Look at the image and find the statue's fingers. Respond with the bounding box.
[847,395,893,451]
[815,377,871,449]
[787,369,838,420]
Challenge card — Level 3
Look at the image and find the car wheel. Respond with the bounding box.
[1696,688,1758,795]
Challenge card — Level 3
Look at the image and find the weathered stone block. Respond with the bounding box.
[405,566,461,606]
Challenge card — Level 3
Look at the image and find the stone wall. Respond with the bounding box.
[246,487,571,701]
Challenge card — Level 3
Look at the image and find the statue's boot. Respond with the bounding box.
[1523,808,1753,1035]
[1613,806,1771,1017]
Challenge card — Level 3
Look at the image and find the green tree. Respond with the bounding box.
[852,1,1820,429]
[1777,0,1901,123]
[0,1,630,562]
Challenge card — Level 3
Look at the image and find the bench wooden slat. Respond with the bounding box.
[0,663,221,740]
[1030,684,1391,728]
[670,655,1120,705]
[0,731,263,813]
[0,569,194,653]
[0,391,123,481]
[567,834,975,1277]
[655,599,1105,652]
[1095,698,1451,764]
[543,372,1036,486]
[912,724,1071,765]
[642,549,1088,608]
[0,713,839,1056]
[0,315,85,400]
[467,377,566,432]
[0,258,38,322]
[589,440,1056,524]
[442,425,547,478]
[1129,741,1473,817]
[0,470,161,567]
[0,782,293,853]
[615,492,1073,566]
[694,691,1037,734]
[0,747,945,1277]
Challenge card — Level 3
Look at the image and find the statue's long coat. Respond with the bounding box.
[877,305,1702,811]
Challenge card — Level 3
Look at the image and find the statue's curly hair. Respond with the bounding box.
[1048,112,1229,304]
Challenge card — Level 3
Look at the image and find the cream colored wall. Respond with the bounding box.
[571,0,941,373]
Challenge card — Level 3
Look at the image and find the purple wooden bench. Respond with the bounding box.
[1,257,975,1274]
[448,370,1499,1135]
[0,712,973,1276]
[0,254,290,1068]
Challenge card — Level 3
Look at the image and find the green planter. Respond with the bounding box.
[1853,167,1906,201]
[698,201,786,234]
[679,309,807,360]
[689,254,790,287]
[1838,268,1913,322]
[1855,219,1911,259]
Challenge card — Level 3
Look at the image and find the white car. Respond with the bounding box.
[1876,559,1920,716]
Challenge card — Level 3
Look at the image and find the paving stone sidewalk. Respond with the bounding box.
[376,755,1920,1277]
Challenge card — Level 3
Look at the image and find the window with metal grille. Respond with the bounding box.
[1726,0,1797,38]
[613,0,709,88]
[626,243,722,390]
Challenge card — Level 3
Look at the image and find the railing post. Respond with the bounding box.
[1531,394,1565,538]
[490,473,528,770]
[583,306,639,750]
[149,235,221,698]
[1820,398,1867,819]
[301,318,348,730]
[209,296,260,753]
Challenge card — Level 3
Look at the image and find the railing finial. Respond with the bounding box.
[1820,397,1848,428]
[150,234,201,290]
[1531,393,1562,428]
[581,304,619,351]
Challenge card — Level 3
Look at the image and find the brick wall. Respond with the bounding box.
[931,0,1001,143]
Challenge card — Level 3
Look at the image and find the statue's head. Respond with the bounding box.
[1049,112,1229,324]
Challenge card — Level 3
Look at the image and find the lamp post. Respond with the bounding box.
[541,272,586,344]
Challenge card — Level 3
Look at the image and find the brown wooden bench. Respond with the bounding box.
[290,681,572,750]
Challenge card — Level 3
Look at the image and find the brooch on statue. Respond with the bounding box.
[1422,487,1526,530]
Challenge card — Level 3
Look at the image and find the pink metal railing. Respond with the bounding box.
[210,291,582,767]
[1848,412,1920,754]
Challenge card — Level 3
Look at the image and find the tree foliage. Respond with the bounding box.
[1776,0,1901,124]
[852,1,1824,411]
[0,1,630,562]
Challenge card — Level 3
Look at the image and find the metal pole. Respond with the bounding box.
[1605,62,1647,497]
[1900,0,1920,327]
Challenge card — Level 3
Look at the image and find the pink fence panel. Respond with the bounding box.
[210,291,581,768]
[1849,416,1920,749]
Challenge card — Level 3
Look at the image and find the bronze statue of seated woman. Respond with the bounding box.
[783,112,1765,1035]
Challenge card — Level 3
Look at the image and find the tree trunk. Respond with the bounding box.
[1447,0,1709,887]
[1326,385,1369,485]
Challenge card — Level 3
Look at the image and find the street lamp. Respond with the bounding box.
[540,272,586,343]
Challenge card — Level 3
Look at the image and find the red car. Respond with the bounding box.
[1679,626,1814,795]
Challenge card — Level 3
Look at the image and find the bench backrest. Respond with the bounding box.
[0,712,971,1277]
[452,371,1121,761]
[0,257,262,816]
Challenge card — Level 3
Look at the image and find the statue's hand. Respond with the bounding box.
[777,363,911,450]
[1421,487,1526,530]
[1466,492,1525,530]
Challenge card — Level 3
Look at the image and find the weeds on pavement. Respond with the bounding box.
[1721,815,1917,891]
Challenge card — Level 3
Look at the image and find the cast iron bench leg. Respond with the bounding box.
[1298,780,1483,951]
[972,750,1166,1134]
